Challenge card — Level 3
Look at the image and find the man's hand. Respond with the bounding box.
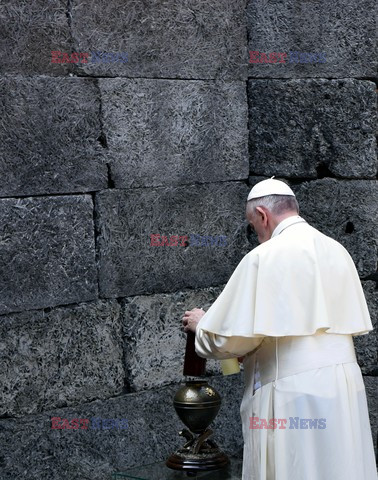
[182,308,205,333]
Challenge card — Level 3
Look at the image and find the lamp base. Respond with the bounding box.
[166,428,229,474]
[166,451,229,473]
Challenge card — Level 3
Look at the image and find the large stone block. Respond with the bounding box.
[0,0,73,75]
[248,79,377,179]
[354,282,378,376]
[294,179,378,278]
[0,300,124,417]
[71,0,247,79]
[0,375,244,479]
[0,195,98,315]
[0,77,107,197]
[122,286,226,392]
[246,0,377,78]
[99,78,249,188]
[95,182,251,298]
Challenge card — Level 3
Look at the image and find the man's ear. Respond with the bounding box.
[256,206,268,225]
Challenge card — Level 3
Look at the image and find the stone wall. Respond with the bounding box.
[0,1,376,479]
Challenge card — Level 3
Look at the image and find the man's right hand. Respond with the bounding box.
[182,307,206,333]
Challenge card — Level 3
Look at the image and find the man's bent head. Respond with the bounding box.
[246,179,299,244]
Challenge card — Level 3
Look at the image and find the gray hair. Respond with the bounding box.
[247,194,299,215]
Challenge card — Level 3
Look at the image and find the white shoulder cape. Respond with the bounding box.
[197,220,373,338]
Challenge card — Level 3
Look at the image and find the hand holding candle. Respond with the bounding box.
[182,308,240,376]
[182,307,205,333]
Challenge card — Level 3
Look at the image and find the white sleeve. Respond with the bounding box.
[195,327,264,360]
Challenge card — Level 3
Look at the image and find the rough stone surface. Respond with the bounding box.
[294,179,378,278]
[0,375,244,480]
[100,78,249,188]
[0,77,107,197]
[121,286,227,392]
[248,79,377,179]
[0,0,73,75]
[95,182,251,298]
[0,300,124,418]
[354,282,378,376]
[247,0,377,78]
[0,195,98,315]
[71,0,247,79]
[1,1,377,477]
[364,376,378,455]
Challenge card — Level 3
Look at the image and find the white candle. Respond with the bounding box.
[220,358,240,376]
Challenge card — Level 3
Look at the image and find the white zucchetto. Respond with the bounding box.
[247,177,295,201]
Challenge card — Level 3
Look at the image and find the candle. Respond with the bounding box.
[183,331,207,377]
[220,358,240,376]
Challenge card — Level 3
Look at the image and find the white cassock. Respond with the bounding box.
[195,215,377,480]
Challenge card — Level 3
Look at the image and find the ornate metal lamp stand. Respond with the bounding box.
[166,332,229,475]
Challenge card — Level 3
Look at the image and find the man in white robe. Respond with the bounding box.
[182,178,377,480]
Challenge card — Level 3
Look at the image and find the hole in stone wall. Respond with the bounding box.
[345,221,354,234]
[107,164,115,188]
[316,162,335,179]
[97,133,108,148]
[123,378,132,394]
